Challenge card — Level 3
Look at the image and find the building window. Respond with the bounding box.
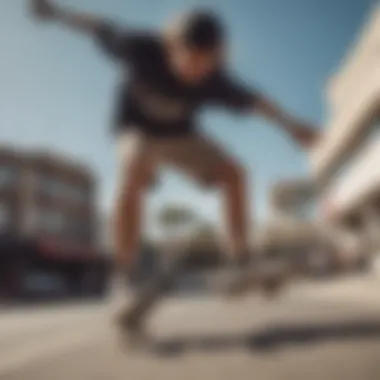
[23,206,40,235]
[0,204,9,231]
[67,184,90,203]
[29,208,65,236]
[65,219,91,243]
[36,174,89,204]
[0,165,17,188]
[41,210,65,234]
[36,174,61,197]
[66,185,87,203]
[35,210,91,243]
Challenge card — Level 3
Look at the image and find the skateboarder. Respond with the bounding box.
[31,0,319,340]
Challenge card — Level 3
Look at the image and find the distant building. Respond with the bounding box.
[310,3,380,257]
[263,178,323,256]
[0,146,97,247]
[268,179,316,221]
[0,146,113,300]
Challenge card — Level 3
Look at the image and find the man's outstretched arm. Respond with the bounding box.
[31,0,133,59]
[212,74,320,149]
[31,0,103,34]
[254,95,320,149]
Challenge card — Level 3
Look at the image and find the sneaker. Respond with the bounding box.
[114,309,149,349]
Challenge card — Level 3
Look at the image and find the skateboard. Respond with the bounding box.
[115,257,308,355]
[119,257,298,333]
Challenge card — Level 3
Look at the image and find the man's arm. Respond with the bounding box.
[254,95,320,149]
[210,73,320,149]
[31,0,134,59]
[31,0,102,34]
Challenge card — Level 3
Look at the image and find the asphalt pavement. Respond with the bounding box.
[1,275,380,380]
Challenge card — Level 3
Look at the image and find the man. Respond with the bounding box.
[32,0,318,338]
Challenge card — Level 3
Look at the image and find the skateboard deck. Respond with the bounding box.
[116,260,309,355]
[121,259,299,332]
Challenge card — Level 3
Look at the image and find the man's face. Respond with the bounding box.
[170,44,222,84]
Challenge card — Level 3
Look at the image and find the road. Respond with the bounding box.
[1,275,380,380]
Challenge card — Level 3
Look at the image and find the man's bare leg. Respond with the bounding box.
[112,157,156,343]
[113,162,183,347]
[113,184,144,274]
[221,163,250,262]
[220,163,286,296]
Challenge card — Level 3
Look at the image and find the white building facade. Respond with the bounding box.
[311,3,380,257]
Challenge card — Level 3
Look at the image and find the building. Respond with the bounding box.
[256,5,380,270]
[261,178,324,261]
[266,179,320,244]
[268,179,316,221]
[0,146,112,300]
[0,146,96,247]
[310,3,380,258]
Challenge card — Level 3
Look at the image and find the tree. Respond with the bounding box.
[156,205,222,269]
[156,204,197,240]
[157,204,196,228]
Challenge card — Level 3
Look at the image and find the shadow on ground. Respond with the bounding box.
[149,320,380,357]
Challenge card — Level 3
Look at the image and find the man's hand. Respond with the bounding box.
[31,0,102,34]
[288,122,320,149]
[31,0,57,21]
[255,96,321,150]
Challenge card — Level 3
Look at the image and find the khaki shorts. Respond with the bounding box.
[116,130,235,189]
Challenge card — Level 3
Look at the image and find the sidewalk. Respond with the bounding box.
[291,273,380,306]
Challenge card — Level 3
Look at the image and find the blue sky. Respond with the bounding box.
[0,0,375,234]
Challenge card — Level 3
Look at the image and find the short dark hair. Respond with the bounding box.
[179,10,225,51]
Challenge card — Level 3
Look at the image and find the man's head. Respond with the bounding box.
[165,10,226,84]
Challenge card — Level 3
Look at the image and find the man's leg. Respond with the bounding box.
[184,137,287,295]
[179,135,252,261]
[117,136,250,336]
[218,160,250,262]
[113,132,153,273]
[168,136,281,295]
[115,134,251,266]
[114,135,181,338]
[114,136,227,333]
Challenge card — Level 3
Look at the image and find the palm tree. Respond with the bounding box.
[158,204,195,228]
[156,205,222,269]
[157,204,197,233]
[156,204,198,258]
